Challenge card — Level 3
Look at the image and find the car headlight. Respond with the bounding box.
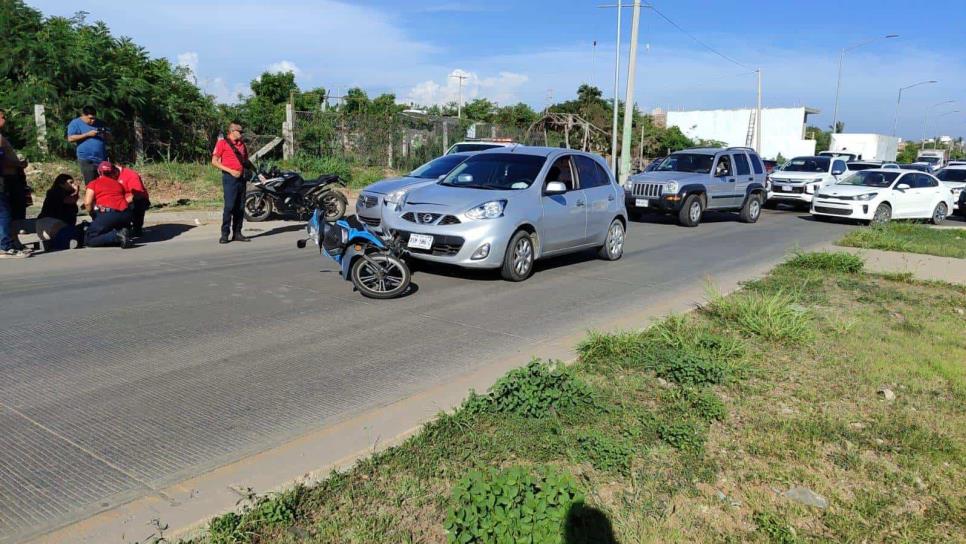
[623,180,634,190]
[855,192,878,201]
[663,181,678,194]
[465,200,506,220]
[384,189,407,206]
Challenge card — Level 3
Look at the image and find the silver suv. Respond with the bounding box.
[626,147,768,226]
[382,146,628,281]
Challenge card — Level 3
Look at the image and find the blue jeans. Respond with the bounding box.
[221,173,245,237]
[0,191,13,251]
[86,209,132,247]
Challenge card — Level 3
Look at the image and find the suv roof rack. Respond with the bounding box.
[726,146,757,152]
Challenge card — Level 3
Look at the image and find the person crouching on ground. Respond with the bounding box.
[116,163,150,236]
[37,174,83,250]
[84,161,133,248]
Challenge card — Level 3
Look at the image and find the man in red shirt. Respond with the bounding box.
[84,161,133,248]
[211,121,254,244]
[116,163,150,236]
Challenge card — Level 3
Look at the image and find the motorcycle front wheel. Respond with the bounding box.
[350,252,411,299]
[320,192,348,221]
[244,191,273,222]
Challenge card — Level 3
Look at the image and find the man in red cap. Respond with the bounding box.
[116,163,150,236]
[84,161,133,248]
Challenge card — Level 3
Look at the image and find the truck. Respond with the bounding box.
[818,133,899,162]
[915,149,948,172]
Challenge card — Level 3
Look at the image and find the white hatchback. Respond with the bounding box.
[811,169,954,225]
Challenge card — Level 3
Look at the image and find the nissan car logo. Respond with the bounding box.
[421,213,434,224]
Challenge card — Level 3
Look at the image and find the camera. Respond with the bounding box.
[97,127,111,136]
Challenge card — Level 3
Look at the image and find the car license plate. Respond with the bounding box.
[781,185,791,191]
[635,198,649,207]
[408,233,433,250]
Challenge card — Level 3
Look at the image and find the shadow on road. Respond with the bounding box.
[249,223,306,238]
[137,223,196,243]
[564,502,618,544]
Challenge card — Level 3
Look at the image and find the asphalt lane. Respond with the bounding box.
[0,209,855,542]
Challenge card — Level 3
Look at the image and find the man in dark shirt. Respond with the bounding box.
[84,162,133,248]
[211,121,254,244]
[67,106,109,183]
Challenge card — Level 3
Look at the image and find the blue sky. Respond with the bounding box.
[29,0,966,140]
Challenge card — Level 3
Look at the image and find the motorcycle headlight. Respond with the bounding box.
[663,181,678,194]
[465,200,506,220]
[384,190,407,206]
[855,192,878,201]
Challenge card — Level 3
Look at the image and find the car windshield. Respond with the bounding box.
[656,153,715,174]
[837,171,900,188]
[440,153,546,190]
[847,163,879,171]
[783,157,830,172]
[408,154,468,178]
[937,169,966,182]
[449,143,503,154]
[917,156,941,164]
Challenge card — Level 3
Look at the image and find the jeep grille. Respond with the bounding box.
[631,182,664,198]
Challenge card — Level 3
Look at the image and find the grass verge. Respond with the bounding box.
[838,222,966,259]
[176,251,965,544]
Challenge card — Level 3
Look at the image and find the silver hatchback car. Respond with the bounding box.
[381,146,628,281]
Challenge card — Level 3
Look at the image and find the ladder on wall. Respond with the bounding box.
[744,110,756,147]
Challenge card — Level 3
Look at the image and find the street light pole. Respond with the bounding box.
[892,80,937,136]
[931,110,960,149]
[755,68,762,154]
[450,74,467,119]
[831,34,898,134]
[618,0,642,184]
[923,100,956,148]
[610,0,622,172]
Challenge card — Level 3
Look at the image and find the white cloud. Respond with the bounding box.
[267,60,301,76]
[406,69,529,106]
[176,51,199,75]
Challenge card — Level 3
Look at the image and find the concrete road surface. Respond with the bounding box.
[0,209,854,542]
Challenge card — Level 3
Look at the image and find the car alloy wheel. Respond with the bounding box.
[513,236,533,276]
[749,199,761,220]
[932,202,947,225]
[689,201,702,223]
[606,221,624,259]
[871,203,891,225]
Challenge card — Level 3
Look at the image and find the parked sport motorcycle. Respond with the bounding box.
[244,167,348,222]
[297,209,412,299]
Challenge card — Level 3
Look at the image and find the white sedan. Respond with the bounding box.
[810,169,954,225]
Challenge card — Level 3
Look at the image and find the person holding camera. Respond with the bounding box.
[211,121,255,244]
[67,106,110,183]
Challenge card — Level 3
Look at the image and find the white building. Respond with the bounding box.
[665,106,820,160]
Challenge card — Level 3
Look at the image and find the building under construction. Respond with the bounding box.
[663,106,821,160]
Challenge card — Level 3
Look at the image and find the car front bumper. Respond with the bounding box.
[624,194,684,213]
[382,211,510,268]
[809,198,877,221]
[767,184,814,203]
[354,194,384,230]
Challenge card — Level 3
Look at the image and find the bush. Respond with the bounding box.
[704,289,813,344]
[445,466,584,544]
[785,251,864,273]
[573,433,633,475]
[463,360,597,418]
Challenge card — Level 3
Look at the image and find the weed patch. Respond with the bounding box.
[463,359,597,418]
[784,250,864,273]
[704,288,813,344]
[839,223,966,259]
[572,433,633,475]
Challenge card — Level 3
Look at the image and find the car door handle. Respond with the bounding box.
[607,194,615,201]
[576,200,586,207]
[728,178,736,183]
[747,177,754,181]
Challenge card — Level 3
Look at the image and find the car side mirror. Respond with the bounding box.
[896,183,911,190]
[545,181,568,195]
[457,173,474,183]
[832,169,844,175]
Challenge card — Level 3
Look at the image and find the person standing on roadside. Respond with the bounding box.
[116,163,150,236]
[84,161,133,248]
[67,106,109,184]
[0,108,31,258]
[211,121,254,244]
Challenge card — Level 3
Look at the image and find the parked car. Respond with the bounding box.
[444,139,515,155]
[644,157,665,172]
[625,147,767,227]
[935,165,966,211]
[355,152,476,230]
[948,160,966,167]
[763,159,779,174]
[899,163,932,173]
[382,146,627,281]
[847,161,899,171]
[810,169,953,225]
[766,155,849,208]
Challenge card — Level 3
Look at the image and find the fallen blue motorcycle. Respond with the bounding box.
[297,209,412,299]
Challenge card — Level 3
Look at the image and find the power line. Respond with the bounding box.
[647,4,751,70]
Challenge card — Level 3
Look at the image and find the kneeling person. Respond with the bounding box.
[117,163,150,236]
[85,161,133,248]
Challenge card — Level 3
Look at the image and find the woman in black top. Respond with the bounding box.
[37,174,82,249]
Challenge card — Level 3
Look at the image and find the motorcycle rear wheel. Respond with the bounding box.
[320,192,348,221]
[244,191,273,222]
[350,252,411,299]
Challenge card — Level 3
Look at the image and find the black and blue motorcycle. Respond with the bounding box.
[298,209,412,299]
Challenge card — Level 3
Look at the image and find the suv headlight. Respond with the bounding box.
[465,200,506,220]
[663,181,678,194]
[623,180,634,190]
[855,192,878,201]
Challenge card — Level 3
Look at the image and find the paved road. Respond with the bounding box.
[0,210,854,542]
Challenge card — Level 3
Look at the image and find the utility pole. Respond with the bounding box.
[755,68,762,154]
[831,34,898,134]
[450,74,467,119]
[618,0,641,184]
[892,80,936,136]
[610,0,622,172]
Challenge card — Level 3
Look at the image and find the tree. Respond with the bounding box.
[896,142,919,163]
[463,98,496,122]
[806,126,831,153]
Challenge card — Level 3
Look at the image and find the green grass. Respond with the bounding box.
[839,222,966,259]
[179,252,966,544]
